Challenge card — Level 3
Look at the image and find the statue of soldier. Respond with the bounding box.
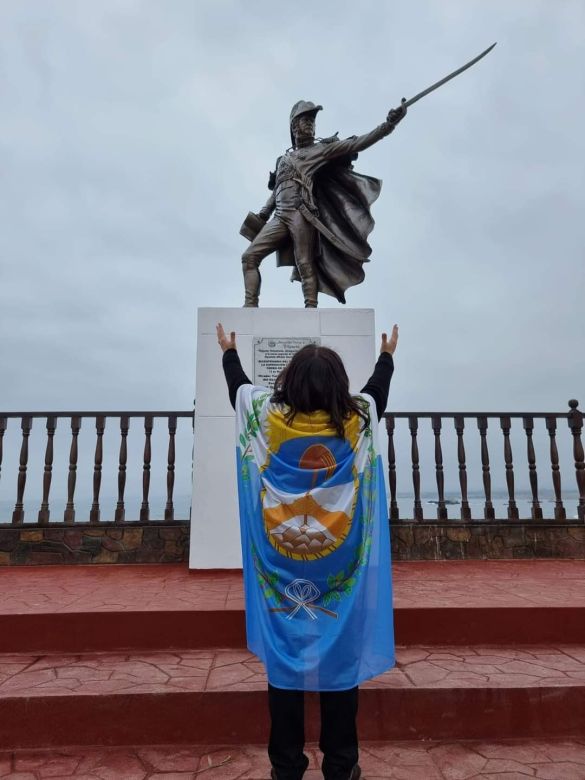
[240,100,407,308]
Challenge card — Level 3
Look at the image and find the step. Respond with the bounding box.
[2,561,585,652]
[2,645,585,749]
[2,738,585,779]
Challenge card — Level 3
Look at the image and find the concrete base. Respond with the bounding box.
[189,307,375,569]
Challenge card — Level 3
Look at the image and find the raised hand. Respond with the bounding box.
[216,322,237,353]
[380,325,399,355]
[387,99,407,126]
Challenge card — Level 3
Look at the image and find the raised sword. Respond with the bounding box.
[400,42,497,109]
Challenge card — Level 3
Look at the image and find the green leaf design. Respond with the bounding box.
[323,591,342,608]
[343,577,357,594]
[243,393,269,442]
[327,571,344,589]
[252,543,284,607]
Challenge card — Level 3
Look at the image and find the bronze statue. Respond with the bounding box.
[240,101,407,308]
[240,44,496,308]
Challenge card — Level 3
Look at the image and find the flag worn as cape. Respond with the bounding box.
[235,385,394,691]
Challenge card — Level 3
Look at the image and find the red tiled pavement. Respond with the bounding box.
[4,645,585,698]
[1,739,585,779]
[2,561,585,652]
[2,561,585,614]
[1,564,585,753]
[2,646,585,747]
[0,567,240,614]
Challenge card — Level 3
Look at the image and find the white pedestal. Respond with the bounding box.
[189,307,375,569]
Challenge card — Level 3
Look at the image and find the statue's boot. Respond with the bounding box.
[298,263,318,308]
[242,265,261,307]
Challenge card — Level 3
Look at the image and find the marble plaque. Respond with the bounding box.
[253,336,321,387]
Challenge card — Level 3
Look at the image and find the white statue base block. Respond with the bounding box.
[189,307,375,569]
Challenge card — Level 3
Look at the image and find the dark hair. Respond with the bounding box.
[271,344,369,438]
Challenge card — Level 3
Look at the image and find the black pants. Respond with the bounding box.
[268,684,359,780]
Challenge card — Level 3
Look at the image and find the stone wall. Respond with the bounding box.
[0,520,583,565]
[0,523,189,565]
[391,522,585,560]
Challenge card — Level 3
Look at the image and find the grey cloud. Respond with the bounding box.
[0,0,583,418]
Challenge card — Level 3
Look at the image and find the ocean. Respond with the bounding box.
[0,490,580,524]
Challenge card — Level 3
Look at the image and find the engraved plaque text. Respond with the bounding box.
[253,336,321,388]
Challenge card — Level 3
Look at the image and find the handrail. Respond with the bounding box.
[0,412,193,525]
[382,400,584,522]
[0,401,582,526]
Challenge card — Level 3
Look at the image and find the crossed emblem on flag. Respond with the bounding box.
[285,579,321,620]
[269,578,338,620]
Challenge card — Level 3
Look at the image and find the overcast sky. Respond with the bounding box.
[1,0,583,416]
[1,0,584,518]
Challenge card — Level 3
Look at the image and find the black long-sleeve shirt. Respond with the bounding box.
[222,349,394,420]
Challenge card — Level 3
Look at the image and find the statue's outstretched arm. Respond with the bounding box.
[320,102,407,160]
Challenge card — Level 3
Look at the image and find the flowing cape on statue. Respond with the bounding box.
[235,384,394,691]
[277,160,382,304]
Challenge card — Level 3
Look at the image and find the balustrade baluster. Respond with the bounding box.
[477,416,495,520]
[454,416,471,520]
[90,416,105,524]
[165,415,177,521]
[568,400,585,521]
[38,416,57,524]
[140,415,153,522]
[114,416,129,523]
[64,416,81,524]
[12,416,32,524]
[385,416,399,521]
[408,416,423,521]
[523,416,543,520]
[500,416,519,520]
[431,415,447,520]
[546,416,566,520]
[0,416,6,490]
